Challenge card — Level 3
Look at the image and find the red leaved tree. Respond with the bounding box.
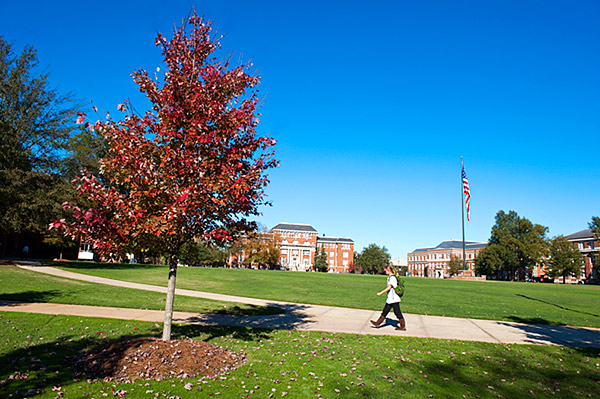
[52,12,277,340]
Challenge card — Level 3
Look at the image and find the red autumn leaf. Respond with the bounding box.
[51,11,276,340]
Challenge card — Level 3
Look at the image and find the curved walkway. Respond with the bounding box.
[4,261,600,348]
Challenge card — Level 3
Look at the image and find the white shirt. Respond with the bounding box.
[386,275,401,304]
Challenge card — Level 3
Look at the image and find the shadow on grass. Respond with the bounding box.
[0,291,61,304]
[0,322,272,398]
[208,303,285,316]
[499,320,600,348]
[45,260,157,271]
[506,315,559,325]
[176,302,314,331]
[173,323,274,342]
[516,293,600,318]
[402,344,600,398]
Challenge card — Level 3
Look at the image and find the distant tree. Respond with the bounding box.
[476,210,548,280]
[448,255,463,277]
[243,229,281,269]
[590,217,600,237]
[474,244,504,276]
[52,13,277,341]
[62,126,106,180]
[313,247,328,272]
[355,244,390,274]
[548,236,585,284]
[0,37,79,256]
[590,216,600,266]
[349,252,361,273]
[43,127,108,260]
[179,240,226,267]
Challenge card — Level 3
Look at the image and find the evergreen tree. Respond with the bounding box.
[589,216,600,268]
[0,37,78,256]
[313,247,328,272]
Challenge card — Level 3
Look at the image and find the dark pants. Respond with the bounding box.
[381,302,404,320]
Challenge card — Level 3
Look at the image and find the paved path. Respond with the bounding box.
[4,261,600,348]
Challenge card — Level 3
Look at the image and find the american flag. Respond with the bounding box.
[462,165,470,221]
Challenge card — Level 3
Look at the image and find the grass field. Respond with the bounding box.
[0,264,281,316]
[1,312,599,399]
[50,261,600,328]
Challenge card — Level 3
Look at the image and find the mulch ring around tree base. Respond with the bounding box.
[72,337,245,381]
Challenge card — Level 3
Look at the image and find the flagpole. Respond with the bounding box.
[461,157,466,271]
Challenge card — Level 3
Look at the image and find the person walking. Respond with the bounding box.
[21,245,29,260]
[370,265,406,330]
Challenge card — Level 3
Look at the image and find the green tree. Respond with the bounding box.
[355,244,390,274]
[349,251,361,273]
[179,240,226,267]
[474,243,504,276]
[62,126,106,180]
[590,216,600,267]
[548,236,585,284]
[448,255,463,277]
[43,127,107,259]
[590,217,600,236]
[313,247,328,272]
[476,210,548,280]
[0,37,78,256]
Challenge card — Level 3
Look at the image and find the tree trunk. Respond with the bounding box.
[14,234,20,258]
[1,231,7,258]
[162,255,178,341]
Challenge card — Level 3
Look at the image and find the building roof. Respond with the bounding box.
[271,223,318,233]
[566,229,594,241]
[317,236,354,244]
[410,240,487,253]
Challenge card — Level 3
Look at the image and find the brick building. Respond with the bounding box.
[270,223,354,272]
[407,240,486,278]
[528,228,598,284]
[316,236,354,273]
[566,229,598,283]
[270,223,318,271]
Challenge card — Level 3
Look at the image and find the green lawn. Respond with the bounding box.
[0,264,281,316]
[51,261,600,328]
[1,312,598,399]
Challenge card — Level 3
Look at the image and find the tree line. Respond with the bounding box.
[474,210,598,283]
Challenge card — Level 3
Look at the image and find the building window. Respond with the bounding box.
[303,250,309,257]
[343,252,348,258]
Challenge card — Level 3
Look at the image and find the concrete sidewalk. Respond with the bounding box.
[5,261,600,348]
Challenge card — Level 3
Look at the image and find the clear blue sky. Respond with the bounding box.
[2,0,598,258]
